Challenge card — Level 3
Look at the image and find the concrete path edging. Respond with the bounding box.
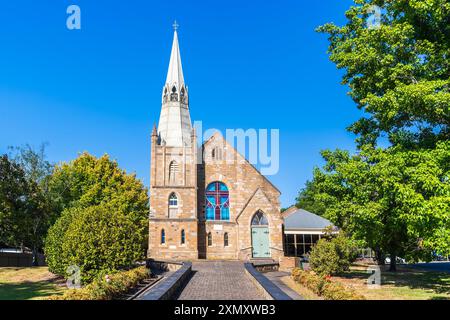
[244,263,292,300]
[138,262,192,300]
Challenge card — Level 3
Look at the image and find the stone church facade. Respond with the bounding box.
[148,29,284,261]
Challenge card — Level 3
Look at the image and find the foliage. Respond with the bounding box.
[8,143,53,186]
[1,144,56,265]
[305,141,450,268]
[47,266,150,300]
[309,232,359,276]
[44,153,149,282]
[47,152,148,217]
[295,180,327,216]
[64,205,147,283]
[291,268,365,300]
[0,155,32,247]
[317,0,449,148]
[301,0,450,271]
[0,153,52,259]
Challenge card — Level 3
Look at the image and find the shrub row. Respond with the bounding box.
[47,266,150,300]
[291,268,365,300]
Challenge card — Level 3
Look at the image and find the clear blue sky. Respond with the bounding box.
[0,0,361,208]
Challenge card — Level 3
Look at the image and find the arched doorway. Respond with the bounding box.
[251,211,270,258]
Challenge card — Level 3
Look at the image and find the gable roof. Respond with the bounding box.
[284,209,333,231]
[235,187,280,222]
[202,132,281,195]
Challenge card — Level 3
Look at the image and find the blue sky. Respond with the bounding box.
[0,0,360,208]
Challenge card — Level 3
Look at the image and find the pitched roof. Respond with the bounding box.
[202,132,281,195]
[284,209,333,230]
[165,30,185,88]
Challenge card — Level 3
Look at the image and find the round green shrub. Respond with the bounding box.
[63,205,146,283]
[309,232,358,276]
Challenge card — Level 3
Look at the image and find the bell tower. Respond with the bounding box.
[148,23,199,260]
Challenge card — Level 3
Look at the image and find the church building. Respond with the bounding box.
[148,27,284,261]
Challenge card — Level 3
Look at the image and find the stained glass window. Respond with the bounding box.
[251,211,268,226]
[205,182,230,220]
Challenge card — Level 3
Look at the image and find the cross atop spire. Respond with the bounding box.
[157,25,192,147]
[172,20,179,31]
[165,25,185,89]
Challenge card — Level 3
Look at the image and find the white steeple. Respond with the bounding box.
[157,22,192,147]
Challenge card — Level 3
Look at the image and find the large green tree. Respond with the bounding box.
[45,153,149,282]
[302,0,450,271]
[309,142,449,270]
[296,180,327,216]
[318,0,449,148]
[0,155,31,248]
[7,144,55,265]
[0,149,53,265]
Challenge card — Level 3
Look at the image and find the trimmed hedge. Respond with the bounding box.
[291,268,365,300]
[47,266,150,300]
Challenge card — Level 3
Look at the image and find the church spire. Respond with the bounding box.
[157,22,192,147]
[165,21,185,88]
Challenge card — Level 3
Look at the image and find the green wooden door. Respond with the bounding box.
[252,227,270,258]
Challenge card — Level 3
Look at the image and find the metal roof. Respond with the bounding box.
[284,209,333,231]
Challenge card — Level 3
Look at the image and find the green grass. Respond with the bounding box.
[0,267,66,300]
[333,264,450,300]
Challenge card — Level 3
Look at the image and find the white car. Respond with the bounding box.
[385,256,406,264]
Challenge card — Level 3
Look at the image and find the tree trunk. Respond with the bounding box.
[374,248,385,266]
[32,246,39,267]
[389,254,397,272]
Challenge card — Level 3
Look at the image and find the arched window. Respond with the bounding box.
[224,232,229,247]
[207,232,212,246]
[168,193,178,218]
[251,211,268,226]
[181,229,185,245]
[205,182,230,220]
[211,147,222,161]
[169,161,178,184]
[161,229,166,244]
[163,87,168,103]
[170,86,178,101]
[180,87,186,103]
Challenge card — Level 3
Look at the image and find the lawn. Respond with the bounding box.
[282,264,450,300]
[333,264,450,300]
[0,267,66,300]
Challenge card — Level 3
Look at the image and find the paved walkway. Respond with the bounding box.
[264,271,303,300]
[177,261,267,300]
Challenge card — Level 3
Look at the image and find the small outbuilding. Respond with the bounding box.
[282,207,336,258]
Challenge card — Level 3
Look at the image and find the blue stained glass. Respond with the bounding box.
[221,207,230,220]
[206,207,215,220]
[205,182,230,221]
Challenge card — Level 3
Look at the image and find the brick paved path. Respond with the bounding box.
[177,261,267,300]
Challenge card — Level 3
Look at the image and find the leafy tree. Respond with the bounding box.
[0,153,52,265]
[317,0,449,148]
[0,155,30,248]
[296,180,327,216]
[7,144,55,265]
[45,153,149,282]
[308,141,449,271]
[8,143,53,186]
[302,0,450,272]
